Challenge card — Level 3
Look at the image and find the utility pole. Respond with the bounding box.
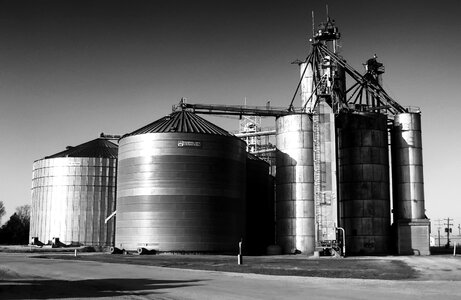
[458,224,460,235]
[444,218,454,247]
[434,219,443,247]
[438,228,441,247]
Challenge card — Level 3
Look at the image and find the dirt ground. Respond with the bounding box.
[2,253,461,300]
[33,252,459,281]
[3,245,461,281]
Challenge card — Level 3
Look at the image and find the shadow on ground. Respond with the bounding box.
[0,278,204,299]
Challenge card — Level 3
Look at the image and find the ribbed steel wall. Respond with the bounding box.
[391,113,425,220]
[245,155,275,255]
[300,62,316,112]
[336,112,391,255]
[115,133,246,252]
[275,114,315,255]
[30,157,117,246]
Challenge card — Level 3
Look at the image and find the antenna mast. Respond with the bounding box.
[311,11,315,39]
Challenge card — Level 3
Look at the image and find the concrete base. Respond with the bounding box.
[396,219,431,255]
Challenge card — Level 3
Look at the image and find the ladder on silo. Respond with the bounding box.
[312,109,323,246]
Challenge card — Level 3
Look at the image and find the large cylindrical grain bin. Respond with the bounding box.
[275,114,315,255]
[391,112,430,255]
[300,62,317,112]
[336,112,391,255]
[245,153,275,255]
[115,110,246,252]
[29,137,118,246]
[391,112,425,220]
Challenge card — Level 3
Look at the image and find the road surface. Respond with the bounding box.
[1,253,460,299]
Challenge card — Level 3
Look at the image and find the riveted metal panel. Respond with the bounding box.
[336,112,391,255]
[392,113,425,220]
[115,131,246,252]
[29,155,117,247]
[275,114,315,254]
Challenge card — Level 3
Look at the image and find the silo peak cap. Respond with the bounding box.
[124,110,233,137]
[45,138,118,159]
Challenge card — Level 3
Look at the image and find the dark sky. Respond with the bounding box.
[1,0,460,225]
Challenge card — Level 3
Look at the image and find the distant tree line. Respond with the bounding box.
[0,201,30,245]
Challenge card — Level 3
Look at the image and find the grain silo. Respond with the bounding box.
[336,112,391,255]
[275,114,315,255]
[30,136,118,247]
[115,110,246,252]
[391,112,430,255]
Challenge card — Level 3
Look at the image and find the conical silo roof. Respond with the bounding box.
[124,110,233,137]
[45,138,118,159]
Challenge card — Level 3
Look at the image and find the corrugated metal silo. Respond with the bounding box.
[300,62,317,112]
[391,113,425,220]
[275,114,315,254]
[391,112,430,255]
[30,138,118,246]
[336,112,391,255]
[245,153,275,255]
[115,110,246,252]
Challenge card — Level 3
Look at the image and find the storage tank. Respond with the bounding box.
[275,114,315,254]
[115,110,246,252]
[336,112,391,255]
[391,112,430,255]
[245,153,275,255]
[391,112,425,220]
[30,137,118,246]
[300,62,317,112]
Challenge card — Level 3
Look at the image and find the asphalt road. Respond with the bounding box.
[1,253,461,299]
